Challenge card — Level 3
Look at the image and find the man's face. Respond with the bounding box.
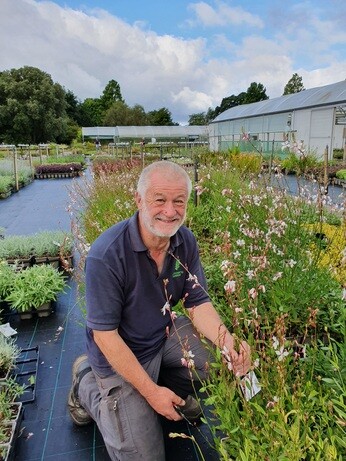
[136,172,189,239]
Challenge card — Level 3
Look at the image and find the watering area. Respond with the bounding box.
[0,171,218,461]
[268,173,345,211]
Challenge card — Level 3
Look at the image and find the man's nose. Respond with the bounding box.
[162,201,176,216]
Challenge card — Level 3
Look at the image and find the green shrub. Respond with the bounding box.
[281,152,320,175]
[336,169,346,180]
[333,148,344,160]
[0,176,13,194]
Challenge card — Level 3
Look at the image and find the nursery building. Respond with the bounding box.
[209,80,346,160]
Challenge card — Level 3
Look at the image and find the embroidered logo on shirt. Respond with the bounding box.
[172,259,184,278]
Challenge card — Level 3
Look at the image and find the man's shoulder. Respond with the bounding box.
[177,225,196,242]
[88,217,132,260]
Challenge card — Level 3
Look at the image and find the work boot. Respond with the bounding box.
[67,354,93,426]
[176,395,202,423]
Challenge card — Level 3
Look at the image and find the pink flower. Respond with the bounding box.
[181,350,195,368]
[224,280,236,293]
[248,288,258,299]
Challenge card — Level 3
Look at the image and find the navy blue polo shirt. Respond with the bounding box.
[85,211,210,377]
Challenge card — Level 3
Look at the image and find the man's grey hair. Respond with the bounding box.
[137,161,192,197]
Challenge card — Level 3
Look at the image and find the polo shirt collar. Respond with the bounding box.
[128,211,183,252]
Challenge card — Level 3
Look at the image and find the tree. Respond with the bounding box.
[0,66,67,144]
[79,98,103,126]
[103,102,150,126]
[127,104,148,125]
[188,108,215,125]
[100,79,123,110]
[214,93,246,117]
[188,112,208,125]
[244,82,269,104]
[283,73,305,95]
[103,100,131,126]
[147,108,176,126]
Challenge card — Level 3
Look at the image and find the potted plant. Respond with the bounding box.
[5,265,67,319]
[0,231,73,271]
[0,262,16,305]
[0,337,20,385]
[0,378,25,461]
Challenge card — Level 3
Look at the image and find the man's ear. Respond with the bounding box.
[135,191,142,209]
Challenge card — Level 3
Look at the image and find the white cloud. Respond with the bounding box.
[187,1,263,28]
[0,0,345,124]
[172,87,214,113]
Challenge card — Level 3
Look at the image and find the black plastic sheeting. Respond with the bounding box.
[0,175,219,461]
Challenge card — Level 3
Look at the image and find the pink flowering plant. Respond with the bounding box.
[187,161,345,459]
[73,156,345,460]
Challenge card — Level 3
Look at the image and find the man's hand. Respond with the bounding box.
[223,338,252,377]
[145,385,185,421]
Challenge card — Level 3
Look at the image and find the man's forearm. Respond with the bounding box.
[93,329,157,399]
[187,302,234,348]
[188,302,251,376]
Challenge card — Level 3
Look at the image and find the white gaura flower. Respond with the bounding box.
[224,280,236,293]
[286,259,297,268]
[246,269,255,280]
[161,301,170,315]
[273,272,283,281]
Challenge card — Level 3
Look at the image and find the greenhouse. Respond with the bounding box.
[82,125,209,145]
[209,80,346,159]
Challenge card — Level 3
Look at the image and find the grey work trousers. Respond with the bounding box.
[78,316,211,461]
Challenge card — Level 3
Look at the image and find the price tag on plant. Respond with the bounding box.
[240,371,261,401]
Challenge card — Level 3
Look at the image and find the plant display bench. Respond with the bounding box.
[34,171,81,179]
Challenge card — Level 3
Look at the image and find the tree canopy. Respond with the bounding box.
[209,82,269,120]
[100,79,123,110]
[0,66,68,144]
[283,73,305,95]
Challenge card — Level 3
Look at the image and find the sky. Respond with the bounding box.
[0,0,346,124]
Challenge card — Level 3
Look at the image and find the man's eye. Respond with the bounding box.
[156,199,165,204]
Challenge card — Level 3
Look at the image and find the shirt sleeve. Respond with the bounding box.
[85,256,124,331]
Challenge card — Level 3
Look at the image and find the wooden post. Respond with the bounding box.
[13,147,19,191]
[269,139,274,178]
[323,145,329,194]
[28,148,33,171]
[141,142,144,169]
[194,154,199,207]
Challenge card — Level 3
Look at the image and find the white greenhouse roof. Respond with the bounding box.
[212,80,346,123]
[82,125,208,140]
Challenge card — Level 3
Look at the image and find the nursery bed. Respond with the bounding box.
[0,174,219,461]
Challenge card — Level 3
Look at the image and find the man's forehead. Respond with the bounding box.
[148,187,188,197]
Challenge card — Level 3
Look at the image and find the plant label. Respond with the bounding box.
[240,371,261,401]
